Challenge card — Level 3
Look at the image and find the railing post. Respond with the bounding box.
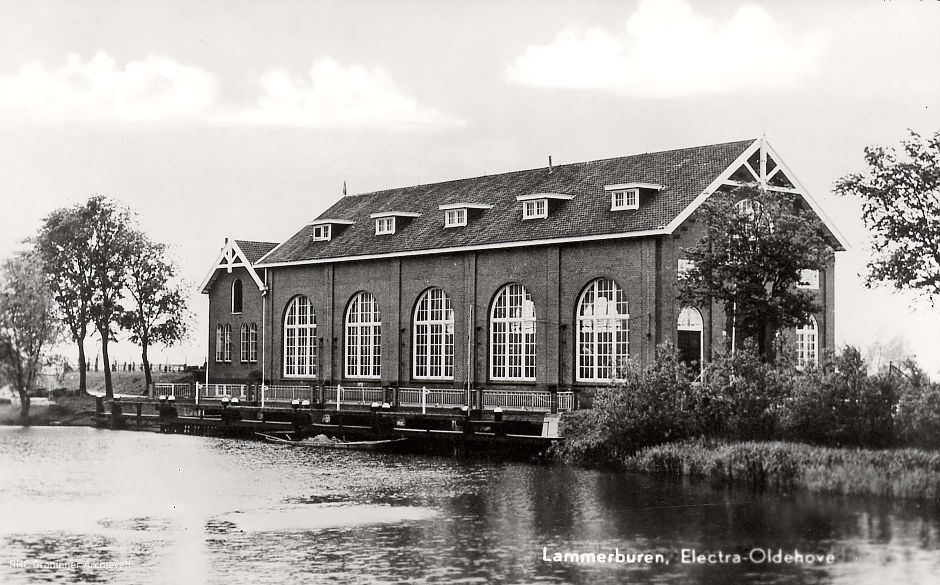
[336,385,342,411]
[550,385,558,415]
[192,382,199,405]
[421,386,427,415]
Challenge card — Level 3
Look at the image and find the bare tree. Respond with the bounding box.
[0,249,61,421]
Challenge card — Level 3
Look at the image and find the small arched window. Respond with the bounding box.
[677,307,704,375]
[223,323,232,362]
[490,284,537,381]
[284,296,317,377]
[231,278,243,314]
[215,324,225,362]
[576,279,629,381]
[413,288,455,380]
[345,292,381,379]
[797,316,818,368]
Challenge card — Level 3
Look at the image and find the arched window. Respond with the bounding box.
[240,323,250,362]
[284,296,317,377]
[215,324,224,362]
[797,316,818,368]
[490,284,536,381]
[249,323,258,363]
[231,279,243,314]
[413,288,455,380]
[223,323,232,362]
[677,307,704,375]
[345,292,381,379]
[576,279,629,381]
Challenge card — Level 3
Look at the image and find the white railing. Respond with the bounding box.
[398,388,467,408]
[264,385,314,403]
[557,391,575,412]
[154,383,194,400]
[482,390,551,411]
[198,383,247,399]
[323,385,386,406]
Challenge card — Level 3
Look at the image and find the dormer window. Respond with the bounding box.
[312,225,331,241]
[375,216,395,235]
[444,208,466,228]
[611,188,639,211]
[516,193,573,220]
[522,199,547,220]
[605,183,662,212]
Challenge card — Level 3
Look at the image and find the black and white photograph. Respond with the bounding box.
[1,1,939,583]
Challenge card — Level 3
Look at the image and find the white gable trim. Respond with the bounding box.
[199,239,267,294]
[664,138,850,250]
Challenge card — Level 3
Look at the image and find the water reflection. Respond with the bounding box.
[0,427,938,584]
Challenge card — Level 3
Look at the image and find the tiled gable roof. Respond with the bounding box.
[235,240,279,264]
[259,139,755,265]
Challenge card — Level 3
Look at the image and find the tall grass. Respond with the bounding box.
[626,440,940,499]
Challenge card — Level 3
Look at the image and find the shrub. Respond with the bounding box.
[895,360,940,449]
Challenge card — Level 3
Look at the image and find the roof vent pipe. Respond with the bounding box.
[548,155,553,174]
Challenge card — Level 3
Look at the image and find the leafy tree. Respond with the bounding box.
[678,185,831,360]
[36,203,96,395]
[835,130,940,302]
[85,197,137,397]
[0,249,62,421]
[119,231,192,388]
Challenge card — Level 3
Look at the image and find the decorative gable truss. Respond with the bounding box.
[667,138,850,251]
[199,238,267,294]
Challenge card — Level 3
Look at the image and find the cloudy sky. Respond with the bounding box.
[1,0,938,373]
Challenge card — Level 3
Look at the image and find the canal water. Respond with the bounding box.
[0,427,938,584]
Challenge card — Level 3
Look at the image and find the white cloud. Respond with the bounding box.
[506,0,830,97]
[0,52,217,123]
[216,58,465,130]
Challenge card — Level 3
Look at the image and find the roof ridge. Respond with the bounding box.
[343,138,757,199]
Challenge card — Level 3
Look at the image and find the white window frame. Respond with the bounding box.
[284,295,317,378]
[611,188,639,211]
[240,323,250,363]
[215,324,225,362]
[677,306,704,375]
[444,208,467,228]
[375,217,396,235]
[522,199,548,220]
[677,259,696,279]
[345,291,382,379]
[490,283,537,381]
[797,316,819,369]
[576,279,629,382]
[798,269,820,290]
[312,224,331,241]
[248,323,258,363]
[223,323,232,363]
[413,288,455,380]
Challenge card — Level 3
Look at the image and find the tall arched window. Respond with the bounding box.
[215,324,225,362]
[284,296,317,377]
[345,291,381,379]
[677,307,704,375]
[231,278,243,314]
[223,323,232,362]
[490,284,536,381]
[249,323,258,363]
[240,323,250,362]
[413,288,455,380]
[576,279,629,381]
[797,315,818,368]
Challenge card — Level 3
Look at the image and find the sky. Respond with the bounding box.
[0,0,938,374]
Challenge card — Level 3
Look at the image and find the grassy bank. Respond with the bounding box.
[624,440,940,499]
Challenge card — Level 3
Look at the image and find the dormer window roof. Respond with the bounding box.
[307,218,354,242]
[369,211,420,236]
[605,183,663,212]
[438,203,493,228]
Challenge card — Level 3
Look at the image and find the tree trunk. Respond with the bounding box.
[18,390,30,423]
[141,341,152,388]
[100,328,114,398]
[77,342,87,394]
[759,322,776,364]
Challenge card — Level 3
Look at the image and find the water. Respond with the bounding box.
[0,427,938,584]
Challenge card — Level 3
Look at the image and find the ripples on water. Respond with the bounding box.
[0,426,938,584]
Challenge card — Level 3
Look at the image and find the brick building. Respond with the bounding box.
[199,138,847,406]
